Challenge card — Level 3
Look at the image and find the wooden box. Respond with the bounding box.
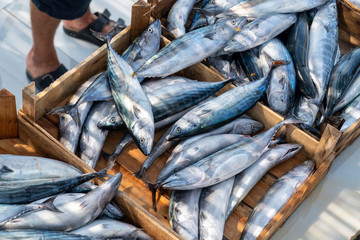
[337,0,360,47]
[18,3,342,238]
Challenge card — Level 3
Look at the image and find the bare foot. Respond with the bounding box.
[63,9,115,33]
[26,47,60,79]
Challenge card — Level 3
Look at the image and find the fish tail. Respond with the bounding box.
[133,167,146,180]
[148,183,159,212]
[41,196,63,213]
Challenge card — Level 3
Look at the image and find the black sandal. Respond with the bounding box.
[26,64,68,92]
[63,9,126,47]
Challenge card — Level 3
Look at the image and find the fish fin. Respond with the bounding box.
[133,50,143,62]
[133,105,141,120]
[41,196,63,213]
[193,8,215,26]
[148,183,159,212]
[270,131,287,146]
[203,32,215,41]
[251,47,260,58]
[133,168,147,181]
[49,104,82,129]
[0,165,13,175]
[47,104,75,116]
[263,52,290,71]
[300,123,321,136]
[90,26,119,43]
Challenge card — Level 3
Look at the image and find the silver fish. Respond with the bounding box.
[340,95,360,132]
[169,189,202,240]
[106,35,155,156]
[226,143,303,218]
[135,17,247,78]
[292,95,320,131]
[0,230,92,239]
[0,169,107,204]
[4,173,122,231]
[34,193,124,221]
[219,0,328,19]
[322,47,360,120]
[287,12,316,99]
[259,38,296,114]
[122,19,162,72]
[161,118,296,190]
[78,101,116,168]
[166,0,198,38]
[136,116,263,180]
[0,155,82,181]
[0,197,60,227]
[240,160,315,240]
[165,60,286,141]
[155,134,249,188]
[308,0,338,103]
[331,66,360,115]
[71,219,153,240]
[199,177,235,240]
[224,13,297,53]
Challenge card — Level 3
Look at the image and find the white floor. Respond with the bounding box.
[0,1,359,239]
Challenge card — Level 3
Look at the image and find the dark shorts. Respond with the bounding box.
[31,0,92,20]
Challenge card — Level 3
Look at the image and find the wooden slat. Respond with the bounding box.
[148,0,177,19]
[0,138,38,155]
[337,0,360,47]
[0,89,18,139]
[131,0,151,42]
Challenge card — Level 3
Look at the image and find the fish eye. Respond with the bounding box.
[176,127,181,133]
[175,172,180,177]
[231,20,236,25]
[148,27,153,33]
[140,137,145,143]
[110,117,116,123]
[211,0,215,4]
[232,39,236,42]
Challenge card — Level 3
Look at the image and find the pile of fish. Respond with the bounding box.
[42,0,359,239]
[0,154,152,239]
[167,0,360,134]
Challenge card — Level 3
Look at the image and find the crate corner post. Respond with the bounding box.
[0,89,19,139]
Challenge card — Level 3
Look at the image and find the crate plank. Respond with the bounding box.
[0,89,18,139]
[131,0,152,42]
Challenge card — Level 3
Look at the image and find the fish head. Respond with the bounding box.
[166,116,201,141]
[131,118,155,156]
[268,90,291,115]
[224,17,247,33]
[143,19,161,46]
[232,118,264,135]
[276,144,303,160]
[161,166,205,189]
[97,113,122,130]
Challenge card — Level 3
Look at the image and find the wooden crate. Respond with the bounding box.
[337,0,360,47]
[19,4,342,238]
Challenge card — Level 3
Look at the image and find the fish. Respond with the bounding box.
[224,13,297,53]
[33,193,124,221]
[218,0,328,20]
[165,60,288,140]
[226,143,303,218]
[166,0,199,38]
[169,189,202,240]
[136,116,264,180]
[106,106,197,164]
[0,169,108,204]
[0,230,92,239]
[292,95,320,132]
[340,95,360,132]
[199,177,235,240]
[141,76,194,93]
[106,33,155,156]
[0,155,82,181]
[78,101,116,168]
[122,19,162,72]
[97,79,231,130]
[51,73,104,152]
[3,173,122,231]
[0,197,61,227]
[155,134,249,190]
[237,48,264,81]
[206,54,241,82]
[325,49,360,116]
[70,219,153,240]
[135,17,247,79]
[287,12,316,99]
[320,47,360,123]
[308,0,338,103]
[259,38,296,115]
[161,118,297,190]
[240,160,315,240]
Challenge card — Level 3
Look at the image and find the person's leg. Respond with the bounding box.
[63,8,115,34]
[26,0,61,78]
